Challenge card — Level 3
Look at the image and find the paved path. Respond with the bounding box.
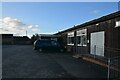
[2,45,119,79]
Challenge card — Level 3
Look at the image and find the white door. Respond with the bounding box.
[90,31,104,56]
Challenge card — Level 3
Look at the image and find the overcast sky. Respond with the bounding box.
[0,2,119,37]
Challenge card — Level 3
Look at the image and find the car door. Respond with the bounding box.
[51,40,59,52]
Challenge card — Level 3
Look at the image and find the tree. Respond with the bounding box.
[31,34,39,44]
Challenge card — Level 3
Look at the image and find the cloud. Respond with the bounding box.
[28,25,39,31]
[0,19,2,22]
[2,17,24,26]
[92,10,101,14]
[28,25,33,29]
[35,25,39,27]
[0,17,40,36]
[31,28,39,31]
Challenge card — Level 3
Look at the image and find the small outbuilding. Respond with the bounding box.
[0,34,14,45]
[13,36,31,45]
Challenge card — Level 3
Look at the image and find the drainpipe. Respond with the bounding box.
[74,31,77,56]
[94,45,96,59]
[107,58,110,80]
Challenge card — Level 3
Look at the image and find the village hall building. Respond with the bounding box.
[55,11,120,58]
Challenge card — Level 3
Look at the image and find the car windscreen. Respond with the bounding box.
[37,40,59,46]
[36,40,50,46]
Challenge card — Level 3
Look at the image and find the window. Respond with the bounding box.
[77,36,82,44]
[115,21,120,27]
[51,40,58,46]
[77,29,87,46]
[67,32,74,45]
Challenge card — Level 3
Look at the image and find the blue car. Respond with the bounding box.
[33,40,65,52]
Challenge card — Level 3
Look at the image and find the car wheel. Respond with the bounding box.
[33,47,35,50]
[60,49,64,52]
[39,49,42,52]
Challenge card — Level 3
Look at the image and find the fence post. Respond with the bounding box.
[107,58,110,80]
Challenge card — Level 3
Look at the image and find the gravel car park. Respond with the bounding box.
[2,45,119,79]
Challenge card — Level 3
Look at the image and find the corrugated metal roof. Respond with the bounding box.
[39,34,61,37]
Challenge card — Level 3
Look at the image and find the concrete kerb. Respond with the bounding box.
[73,55,120,72]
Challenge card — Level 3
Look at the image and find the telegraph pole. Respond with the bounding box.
[26,30,27,36]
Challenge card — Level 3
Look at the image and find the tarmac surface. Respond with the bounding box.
[2,45,119,79]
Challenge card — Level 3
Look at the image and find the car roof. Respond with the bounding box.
[38,39,55,41]
[36,39,57,42]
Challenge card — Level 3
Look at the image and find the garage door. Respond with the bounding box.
[90,31,105,57]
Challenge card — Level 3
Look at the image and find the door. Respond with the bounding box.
[90,31,104,56]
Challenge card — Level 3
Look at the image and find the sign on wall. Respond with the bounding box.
[115,21,120,27]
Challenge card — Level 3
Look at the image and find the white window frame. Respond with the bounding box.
[115,21,120,27]
[67,32,74,45]
[77,29,87,46]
